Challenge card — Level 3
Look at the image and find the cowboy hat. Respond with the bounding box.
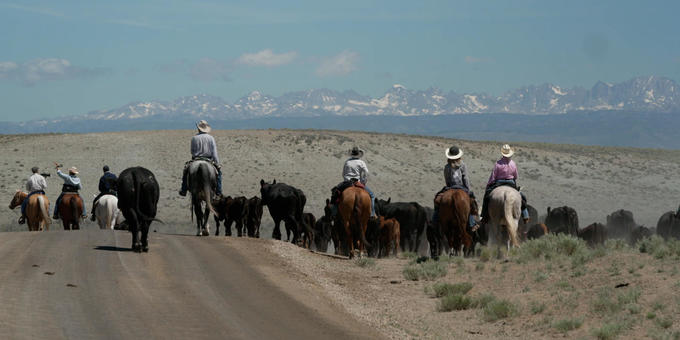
[501,144,514,158]
[68,167,79,175]
[445,146,463,160]
[349,146,364,157]
[196,120,211,133]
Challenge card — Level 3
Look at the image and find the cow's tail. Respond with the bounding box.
[354,192,370,248]
[37,195,51,230]
[504,192,520,247]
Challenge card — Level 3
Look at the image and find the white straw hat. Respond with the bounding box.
[196,120,211,133]
[501,144,514,158]
[445,146,463,160]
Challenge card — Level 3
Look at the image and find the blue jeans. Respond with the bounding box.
[54,193,86,217]
[364,185,375,217]
[21,191,44,216]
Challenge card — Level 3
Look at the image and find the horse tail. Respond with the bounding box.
[353,191,370,248]
[201,163,217,216]
[504,191,520,247]
[37,195,51,230]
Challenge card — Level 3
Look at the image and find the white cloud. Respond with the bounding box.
[315,50,359,77]
[235,49,297,67]
[0,58,109,85]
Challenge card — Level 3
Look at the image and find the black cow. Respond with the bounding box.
[518,204,539,241]
[117,167,160,253]
[629,225,653,245]
[213,196,249,237]
[578,222,607,247]
[374,198,427,253]
[606,209,636,240]
[656,211,680,240]
[313,200,334,252]
[545,206,579,236]
[259,179,308,244]
[246,196,263,238]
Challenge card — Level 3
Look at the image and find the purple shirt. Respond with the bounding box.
[487,157,518,187]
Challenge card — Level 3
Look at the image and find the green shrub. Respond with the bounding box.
[529,301,546,314]
[479,246,497,262]
[647,312,657,320]
[513,234,591,264]
[428,282,473,298]
[472,294,497,308]
[482,299,518,322]
[656,317,673,329]
[401,251,418,259]
[592,321,625,340]
[638,236,680,259]
[553,317,583,333]
[402,260,448,281]
[438,294,473,312]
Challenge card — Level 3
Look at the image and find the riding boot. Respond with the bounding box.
[90,203,97,221]
[179,167,188,196]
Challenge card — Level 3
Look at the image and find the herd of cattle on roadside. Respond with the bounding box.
[8,165,680,257]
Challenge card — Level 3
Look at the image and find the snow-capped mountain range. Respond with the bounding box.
[38,76,680,124]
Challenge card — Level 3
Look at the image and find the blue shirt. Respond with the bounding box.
[57,170,82,190]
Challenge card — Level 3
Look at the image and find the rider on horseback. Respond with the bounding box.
[18,166,47,225]
[52,163,86,220]
[179,120,223,197]
[90,165,118,222]
[331,147,376,218]
[432,146,480,231]
[480,144,529,227]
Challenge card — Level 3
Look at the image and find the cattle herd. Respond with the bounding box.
[10,165,680,258]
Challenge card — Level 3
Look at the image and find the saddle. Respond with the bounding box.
[331,179,365,204]
[186,157,220,170]
[61,184,80,193]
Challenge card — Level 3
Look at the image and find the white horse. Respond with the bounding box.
[486,186,521,252]
[95,195,124,230]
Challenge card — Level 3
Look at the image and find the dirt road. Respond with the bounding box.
[0,229,383,339]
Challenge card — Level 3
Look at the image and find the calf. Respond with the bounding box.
[213,196,249,237]
[526,223,549,241]
[246,196,263,238]
[577,223,607,247]
[629,225,652,246]
[374,198,427,253]
[301,212,316,249]
[545,206,579,236]
[378,217,400,258]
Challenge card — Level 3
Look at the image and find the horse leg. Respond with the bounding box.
[193,199,202,236]
[214,215,221,236]
[202,205,210,236]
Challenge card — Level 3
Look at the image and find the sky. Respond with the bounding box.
[0,0,679,121]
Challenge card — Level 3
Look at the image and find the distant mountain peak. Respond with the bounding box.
[64,75,680,123]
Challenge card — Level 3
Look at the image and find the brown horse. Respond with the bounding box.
[336,186,371,258]
[9,190,51,231]
[437,189,473,256]
[58,193,83,230]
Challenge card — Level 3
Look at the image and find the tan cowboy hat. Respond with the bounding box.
[68,167,79,175]
[445,146,463,160]
[196,120,211,133]
[349,146,364,157]
[501,144,514,158]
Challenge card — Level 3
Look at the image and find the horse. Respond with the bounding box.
[94,194,124,230]
[336,186,371,258]
[485,186,521,253]
[437,188,473,256]
[58,193,83,230]
[9,190,51,231]
[188,160,217,236]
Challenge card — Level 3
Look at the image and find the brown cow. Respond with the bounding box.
[377,216,400,257]
[577,222,607,247]
[301,212,316,249]
[526,223,549,240]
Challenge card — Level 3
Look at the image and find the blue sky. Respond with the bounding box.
[0,0,679,121]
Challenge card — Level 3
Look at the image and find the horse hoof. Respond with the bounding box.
[142,246,149,253]
[201,230,210,236]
